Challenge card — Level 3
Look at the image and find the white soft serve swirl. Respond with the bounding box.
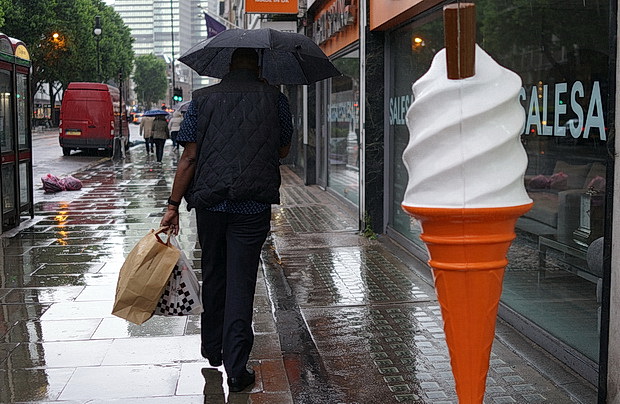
[402,45,532,209]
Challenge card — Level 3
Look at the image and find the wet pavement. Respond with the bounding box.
[0,139,597,403]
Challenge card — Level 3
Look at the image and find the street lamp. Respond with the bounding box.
[94,16,102,82]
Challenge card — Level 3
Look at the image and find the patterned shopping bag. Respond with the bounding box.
[154,236,203,316]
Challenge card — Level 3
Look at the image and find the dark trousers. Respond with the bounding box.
[153,138,166,162]
[144,137,154,153]
[196,208,271,378]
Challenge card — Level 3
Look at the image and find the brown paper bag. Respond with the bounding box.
[112,227,180,324]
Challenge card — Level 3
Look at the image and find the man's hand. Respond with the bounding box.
[160,207,180,235]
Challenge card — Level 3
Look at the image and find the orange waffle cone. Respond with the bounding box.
[402,204,532,404]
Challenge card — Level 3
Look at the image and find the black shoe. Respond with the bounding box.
[201,346,222,367]
[227,369,255,393]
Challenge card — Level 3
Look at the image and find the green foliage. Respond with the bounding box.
[0,0,133,95]
[0,0,6,26]
[133,54,168,109]
[95,2,134,81]
[362,212,378,240]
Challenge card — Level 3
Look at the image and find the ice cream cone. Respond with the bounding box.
[402,203,532,404]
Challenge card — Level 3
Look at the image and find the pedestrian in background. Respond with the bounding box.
[139,115,155,154]
[151,114,169,162]
[168,110,183,150]
[160,48,292,393]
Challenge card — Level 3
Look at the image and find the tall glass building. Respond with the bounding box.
[112,0,212,94]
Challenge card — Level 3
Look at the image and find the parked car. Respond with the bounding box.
[59,82,129,156]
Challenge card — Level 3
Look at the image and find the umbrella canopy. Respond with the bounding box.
[143,109,169,116]
[178,28,341,85]
[174,101,191,113]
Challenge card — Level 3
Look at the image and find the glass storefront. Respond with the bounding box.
[388,0,610,367]
[327,50,360,206]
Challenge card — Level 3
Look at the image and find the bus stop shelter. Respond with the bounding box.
[0,33,33,232]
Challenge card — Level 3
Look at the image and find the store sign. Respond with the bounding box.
[313,0,357,44]
[389,80,606,141]
[246,0,298,14]
[328,101,358,123]
[262,21,297,33]
[520,81,606,140]
[14,44,30,60]
[388,94,412,126]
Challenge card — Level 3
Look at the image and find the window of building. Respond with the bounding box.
[327,49,360,206]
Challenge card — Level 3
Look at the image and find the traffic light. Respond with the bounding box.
[173,87,183,102]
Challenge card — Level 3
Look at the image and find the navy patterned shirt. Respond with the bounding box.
[177,92,293,214]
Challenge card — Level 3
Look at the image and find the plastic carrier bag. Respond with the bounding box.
[154,236,203,316]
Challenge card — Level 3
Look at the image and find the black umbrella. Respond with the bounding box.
[178,28,341,85]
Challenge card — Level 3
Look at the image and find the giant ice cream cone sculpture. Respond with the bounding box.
[401,4,532,403]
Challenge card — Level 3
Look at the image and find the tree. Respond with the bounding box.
[94,1,133,83]
[0,0,7,26]
[0,0,133,101]
[133,54,168,109]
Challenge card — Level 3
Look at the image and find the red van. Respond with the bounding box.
[59,82,129,156]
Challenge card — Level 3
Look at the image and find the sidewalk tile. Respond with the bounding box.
[92,316,188,339]
[10,340,112,368]
[58,365,180,400]
[101,335,202,365]
[5,319,101,342]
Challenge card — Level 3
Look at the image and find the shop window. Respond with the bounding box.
[19,161,30,211]
[388,0,609,365]
[17,73,28,149]
[0,70,13,152]
[2,164,15,214]
[327,49,360,206]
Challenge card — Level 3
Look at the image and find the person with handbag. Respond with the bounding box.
[160,48,292,393]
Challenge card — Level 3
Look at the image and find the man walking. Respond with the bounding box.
[160,48,292,392]
[139,115,155,154]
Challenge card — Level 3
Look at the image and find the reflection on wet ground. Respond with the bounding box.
[1,147,217,403]
[0,143,596,403]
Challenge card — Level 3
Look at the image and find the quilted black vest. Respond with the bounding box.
[186,70,282,209]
